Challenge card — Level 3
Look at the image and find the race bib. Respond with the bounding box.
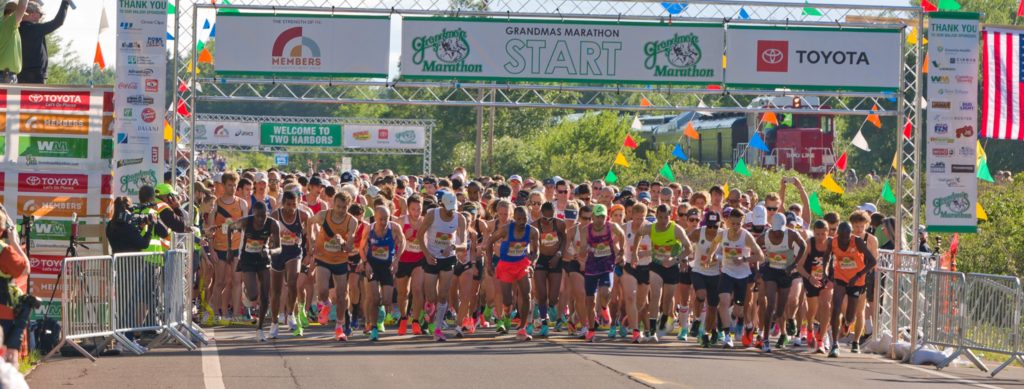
[372,245,390,260]
[811,264,825,281]
[767,252,788,269]
[324,238,344,253]
[723,246,744,261]
[593,242,612,258]
[508,241,527,257]
[435,232,453,247]
[652,244,671,261]
[406,241,421,253]
[700,254,717,269]
[281,231,299,246]
[244,238,264,254]
[541,232,559,247]
[839,256,857,270]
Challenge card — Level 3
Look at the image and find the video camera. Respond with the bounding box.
[117,203,157,227]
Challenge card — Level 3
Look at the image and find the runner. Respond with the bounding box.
[623,203,652,343]
[207,172,248,322]
[576,204,626,342]
[228,201,281,342]
[562,202,588,338]
[454,203,483,337]
[645,204,688,343]
[827,221,877,357]
[795,220,833,353]
[716,208,764,348]
[361,205,406,341]
[675,206,701,341]
[488,206,540,341]
[307,191,358,341]
[417,191,468,342]
[758,213,807,352]
[687,211,723,348]
[395,195,426,335]
[270,190,310,338]
[532,202,566,337]
[849,210,879,350]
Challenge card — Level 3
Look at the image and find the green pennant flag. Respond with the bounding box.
[659,163,675,182]
[734,158,752,177]
[977,158,995,183]
[937,0,961,11]
[197,40,206,51]
[220,0,241,14]
[167,2,176,14]
[808,192,824,217]
[782,113,793,127]
[605,169,618,184]
[881,180,897,204]
[802,1,823,16]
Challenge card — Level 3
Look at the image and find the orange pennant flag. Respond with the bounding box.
[93,42,106,70]
[684,122,700,140]
[922,53,929,74]
[866,105,881,128]
[640,97,652,107]
[762,112,779,125]
[198,47,214,64]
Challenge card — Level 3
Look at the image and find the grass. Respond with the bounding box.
[19,350,40,375]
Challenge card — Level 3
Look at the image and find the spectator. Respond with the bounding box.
[0,327,27,389]
[0,0,29,83]
[106,196,153,254]
[17,0,69,84]
[0,204,28,366]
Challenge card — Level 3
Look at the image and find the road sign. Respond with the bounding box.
[275,153,289,166]
[260,123,342,147]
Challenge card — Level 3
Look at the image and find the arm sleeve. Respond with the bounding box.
[33,1,69,35]
[159,208,188,233]
[0,246,29,280]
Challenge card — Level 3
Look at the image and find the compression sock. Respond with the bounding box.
[659,314,669,330]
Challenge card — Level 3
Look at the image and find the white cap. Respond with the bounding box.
[752,205,768,226]
[509,175,523,183]
[366,185,381,198]
[858,202,878,214]
[441,191,458,211]
[254,172,268,183]
[770,213,787,231]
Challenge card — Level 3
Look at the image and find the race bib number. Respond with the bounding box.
[244,239,264,254]
[723,246,743,261]
[700,254,717,269]
[435,232,453,247]
[508,242,527,257]
[839,256,858,270]
[324,238,344,253]
[767,252,788,269]
[372,245,390,260]
[593,242,612,258]
[281,231,299,246]
[406,241,421,253]
[811,264,825,281]
[653,245,671,261]
[541,232,559,248]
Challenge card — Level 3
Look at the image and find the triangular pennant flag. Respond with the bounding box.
[722,54,727,69]
[762,112,779,125]
[866,105,881,128]
[659,163,676,182]
[164,120,174,142]
[781,113,793,127]
[922,54,930,74]
[631,115,642,131]
[734,158,751,177]
[977,140,987,164]
[198,47,214,64]
[210,24,216,38]
[176,98,191,117]
[178,80,188,93]
[203,19,211,30]
[640,97,652,107]
[977,202,988,221]
[98,6,110,33]
[921,0,938,12]
[186,60,201,75]
[903,121,913,140]
[738,7,750,19]
[672,144,688,161]
[977,159,994,182]
[907,27,928,46]
[808,192,824,217]
[167,32,175,41]
[749,132,770,152]
[938,0,961,10]
[892,151,900,171]
[851,129,871,151]
[168,2,176,15]
[1019,0,1024,17]
[614,152,630,167]
[821,173,844,195]
[684,122,700,140]
[696,101,712,116]
[723,182,729,195]
[881,180,897,204]
[921,97,928,109]
[220,0,240,14]
[93,42,106,69]
[836,151,848,171]
[624,135,638,149]
[661,2,687,15]
[802,1,822,16]
[605,169,618,184]
[197,40,206,51]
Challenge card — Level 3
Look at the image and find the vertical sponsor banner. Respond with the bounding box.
[113,0,167,199]
[925,13,980,233]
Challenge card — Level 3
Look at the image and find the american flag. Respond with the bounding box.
[982,29,1024,140]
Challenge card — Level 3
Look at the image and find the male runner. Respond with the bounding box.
[645,204,688,342]
[796,220,833,353]
[716,208,763,348]
[489,206,540,341]
[758,213,807,352]
[687,211,723,348]
[396,195,426,335]
[271,190,310,338]
[533,202,566,337]
[623,203,653,343]
[361,205,406,341]
[306,192,358,341]
[417,192,468,341]
[577,204,625,342]
[229,201,281,342]
[828,221,876,357]
[207,172,248,322]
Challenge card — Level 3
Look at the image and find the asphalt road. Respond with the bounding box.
[26,326,1024,389]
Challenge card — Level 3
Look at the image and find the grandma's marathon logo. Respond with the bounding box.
[271,27,322,68]
[932,192,972,219]
[643,33,714,79]
[395,130,417,144]
[411,28,483,73]
[119,169,158,196]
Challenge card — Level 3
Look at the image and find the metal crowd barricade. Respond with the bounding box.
[47,256,115,362]
[170,232,208,345]
[918,270,984,370]
[874,250,937,359]
[155,250,198,350]
[111,251,168,354]
[961,273,1024,376]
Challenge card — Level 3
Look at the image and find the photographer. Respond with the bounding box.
[155,184,189,234]
[136,185,170,253]
[0,205,29,365]
[106,197,153,254]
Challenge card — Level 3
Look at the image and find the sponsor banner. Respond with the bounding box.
[29,276,62,300]
[343,124,427,149]
[17,195,88,217]
[926,13,979,233]
[401,17,724,85]
[30,300,60,321]
[30,254,65,276]
[19,90,91,111]
[18,172,88,194]
[195,121,260,147]
[260,123,341,147]
[724,26,901,91]
[215,14,390,78]
[18,113,90,135]
[17,135,88,159]
[115,1,167,198]
[102,115,114,136]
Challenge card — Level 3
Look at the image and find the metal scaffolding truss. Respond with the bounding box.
[194,114,435,172]
[172,0,924,253]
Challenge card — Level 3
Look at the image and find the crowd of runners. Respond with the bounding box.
[189,166,884,358]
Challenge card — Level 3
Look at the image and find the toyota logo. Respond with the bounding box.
[761,48,785,64]
[26,176,40,186]
[28,94,43,103]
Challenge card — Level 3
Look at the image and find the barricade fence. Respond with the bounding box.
[46,247,203,360]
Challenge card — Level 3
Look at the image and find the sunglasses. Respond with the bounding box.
[579,216,592,221]
[578,196,591,201]
[557,190,569,194]
[688,218,700,223]
[528,202,541,206]
[766,207,779,211]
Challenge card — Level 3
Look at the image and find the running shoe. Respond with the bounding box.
[723,333,734,349]
[344,325,353,338]
[689,320,702,341]
[786,319,797,337]
[467,318,477,335]
[815,340,826,354]
[288,314,297,331]
[851,341,861,354]
[554,317,565,332]
[257,329,267,343]
[631,329,643,344]
[828,344,840,358]
[600,308,611,326]
[771,323,781,337]
[700,334,710,348]
[496,323,508,335]
[762,341,772,353]
[776,334,788,349]
[807,332,817,350]
[742,328,753,348]
[539,323,550,337]
[585,329,597,343]
[755,335,764,349]
[412,320,423,335]
[649,332,659,344]
[526,323,535,336]
[318,304,331,325]
[434,328,447,342]
[269,324,279,339]
[516,328,532,342]
[335,325,347,341]
[398,318,409,336]
[577,328,588,340]
[278,313,286,325]
[455,327,465,339]
[677,327,689,341]
[293,325,304,337]
[618,325,628,338]
[608,323,619,338]
[369,328,380,341]
[296,304,309,328]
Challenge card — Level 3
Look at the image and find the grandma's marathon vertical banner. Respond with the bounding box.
[113,0,167,199]
[0,85,115,320]
[926,12,980,233]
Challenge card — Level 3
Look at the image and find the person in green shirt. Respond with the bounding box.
[0,0,28,82]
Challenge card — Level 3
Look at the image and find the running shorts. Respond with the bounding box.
[835,279,866,299]
[678,266,693,285]
[496,259,531,283]
[804,277,828,298]
[215,250,233,262]
[623,264,650,285]
[271,254,299,272]
[347,254,363,275]
[691,272,721,307]
[315,259,349,276]
[534,254,563,272]
[718,274,749,306]
[368,259,395,287]
[761,267,794,289]
[395,259,424,278]
[584,272,612,296]
[650,263,680,285]
[563,260,584,275]
[236,256,269,273]
[424,256,456,274]
[454,260,475,277]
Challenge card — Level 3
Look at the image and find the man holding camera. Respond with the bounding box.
[0,206,29,365]
[135,185,171,253]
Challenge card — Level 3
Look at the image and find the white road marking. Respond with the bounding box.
[202,328,226,389]
[872,355,1003,389]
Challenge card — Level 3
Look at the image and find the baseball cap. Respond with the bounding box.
[509,175,523,183]
[770,213,787,231]
[785,211,798,225]
[592,204,608,217]
[751,205,768,226]
[155,183,178,197]
[441,191,458,211]
[543,178,555,186]
[637,191,652,202]
[340,171,355,184]
[254,172,268,183]
[858,202,878,214]
[704,211,721,227]
[552,176,564,184]
[366,185,381,198]
[213,172,224,183]
[308,176,324,187]
[496,184,512,198]
[660,187,673,196]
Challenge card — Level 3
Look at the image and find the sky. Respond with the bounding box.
[48,0,911,68]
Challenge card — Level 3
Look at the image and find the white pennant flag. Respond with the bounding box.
[851,129,871,152]
[921,97,928,110]
[696,101,713,117]
[631,115,642,131]
[98,6,110,34]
